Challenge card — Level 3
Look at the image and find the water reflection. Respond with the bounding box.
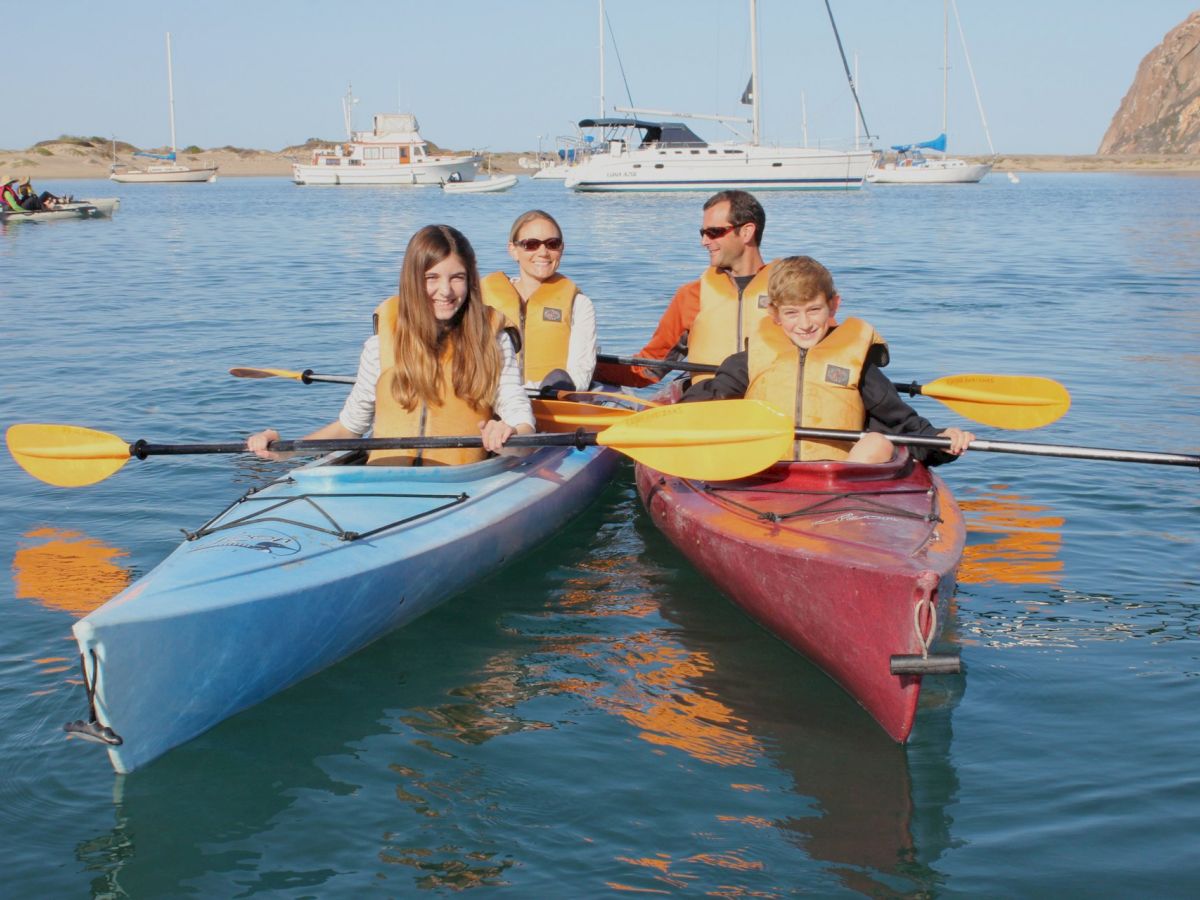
[12,527,133,616]
[72,492,959,895]
[958,485,1064,587]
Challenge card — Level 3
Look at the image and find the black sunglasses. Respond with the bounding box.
[699,224,740,240]
[513,237,564,251]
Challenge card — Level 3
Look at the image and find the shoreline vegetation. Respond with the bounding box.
[2,136,1198,179]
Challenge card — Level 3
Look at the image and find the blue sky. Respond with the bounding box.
[7,1,1197,155]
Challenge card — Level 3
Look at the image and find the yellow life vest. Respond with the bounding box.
[370,295,498,466]
[746,316,886,461]
[686,261,775,381]
[480,272,576,384]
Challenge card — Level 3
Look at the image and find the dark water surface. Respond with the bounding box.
[2,174,1198,896]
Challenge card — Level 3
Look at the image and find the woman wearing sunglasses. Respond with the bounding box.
[480,209,598,393]
[248,224,534,465]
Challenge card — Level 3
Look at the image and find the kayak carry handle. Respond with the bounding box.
[890,653,961,676]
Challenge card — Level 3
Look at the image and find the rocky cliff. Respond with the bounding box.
[1099,12,1200,154]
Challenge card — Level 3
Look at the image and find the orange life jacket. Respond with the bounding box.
[746,316,886,461]
[686,261,775,382]
[480,272,576,384]
[369,295,499,466]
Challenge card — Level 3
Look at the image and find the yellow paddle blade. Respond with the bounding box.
[921,374,1071,430]
[228,366,305,380]
[532,398,635,433]
[597,400,791,480]
[6,424,131,488]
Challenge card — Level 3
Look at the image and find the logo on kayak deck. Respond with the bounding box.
[824,364,851,386]
[191,530,301,556]
[542,307,563,322]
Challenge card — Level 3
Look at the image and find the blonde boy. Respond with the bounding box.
[683,256,973,465]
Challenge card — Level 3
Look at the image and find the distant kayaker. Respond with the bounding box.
[15,176,62,211]
[480,209,599,393]
[247,224,535,466]
[626,189,773,386]
[0,175,23,211]
[684,255,974,465]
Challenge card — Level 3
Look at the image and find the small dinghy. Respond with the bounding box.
[442,173,518,194]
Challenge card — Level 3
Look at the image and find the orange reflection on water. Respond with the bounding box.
[594,634,760,768]
[12,527,132,615]
[958,486,1064,587]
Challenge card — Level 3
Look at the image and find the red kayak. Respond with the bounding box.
[636,449,965,742]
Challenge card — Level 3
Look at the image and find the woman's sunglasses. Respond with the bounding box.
[513,237,564,251]
[699,224,740,240]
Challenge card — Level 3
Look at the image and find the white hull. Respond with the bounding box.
[110,166,218,183]
[867,159,991,184]
[443,174,518,194]
[293,157,479,186]
[564,145,873,192]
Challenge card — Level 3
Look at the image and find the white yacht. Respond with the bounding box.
[292,89,479,186]
[562,0,872,193]
[562,118,872,192]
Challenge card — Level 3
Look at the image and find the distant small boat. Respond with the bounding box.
[1,198,120,222]
[109,33,218,184]
[442,173,518,194]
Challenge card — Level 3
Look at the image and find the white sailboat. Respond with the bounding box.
[110,33,218,184]
[563,0,873,193]
[867,0,994,185]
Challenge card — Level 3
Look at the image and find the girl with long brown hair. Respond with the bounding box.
[249,225,534,465]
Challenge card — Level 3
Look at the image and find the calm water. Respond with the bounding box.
[2,174,1198,896]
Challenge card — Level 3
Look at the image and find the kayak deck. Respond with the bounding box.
[636,450,965,741]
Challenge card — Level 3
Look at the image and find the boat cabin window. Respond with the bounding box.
[323,157,341,166]
[365,147,380,160]
[381,147,399,160]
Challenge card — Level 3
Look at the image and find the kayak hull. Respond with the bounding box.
[1,198,120,221]
[73,445,619,772]
[636,451,965,742]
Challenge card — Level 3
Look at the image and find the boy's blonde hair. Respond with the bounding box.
[767,256,835,308]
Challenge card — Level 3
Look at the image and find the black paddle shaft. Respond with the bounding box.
[129,431,599,459]
[597,353,926,396]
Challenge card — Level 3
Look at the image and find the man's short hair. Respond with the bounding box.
[703,190,765,246]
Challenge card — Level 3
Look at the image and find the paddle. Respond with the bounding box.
[5,401,794,488]
[227,366,656,425]
[785,424,1199,469]
[594,354,1070,430]
[228,366,355,385]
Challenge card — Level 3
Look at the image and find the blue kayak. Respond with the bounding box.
[68,444,619,773]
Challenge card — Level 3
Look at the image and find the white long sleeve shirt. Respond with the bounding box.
[337,331,535,436]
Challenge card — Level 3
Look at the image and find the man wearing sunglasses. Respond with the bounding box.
[628,190,773,385]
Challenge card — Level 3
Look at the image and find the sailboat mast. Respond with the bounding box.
[749,0,760,145]
[165,32,178,156]
[942,0,949,148]
[599,0,606,116]
[950,0,996,156]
